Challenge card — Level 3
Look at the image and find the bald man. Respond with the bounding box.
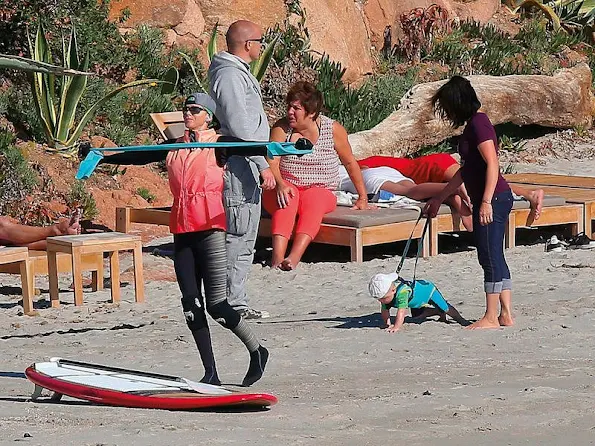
[208,20,274,320]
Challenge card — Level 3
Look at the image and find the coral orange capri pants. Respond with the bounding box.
[262,184,337,239]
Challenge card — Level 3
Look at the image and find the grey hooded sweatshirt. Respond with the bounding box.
[208,52,269,209]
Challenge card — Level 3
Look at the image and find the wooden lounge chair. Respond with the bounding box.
[259,206,438,262]
[115,205,434,262]
[150,111,185,140]
[428,195,583,255]
[505,173,595,190]
[508,184,595,238]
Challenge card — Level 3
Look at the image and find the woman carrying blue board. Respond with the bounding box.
[92,93,310,386]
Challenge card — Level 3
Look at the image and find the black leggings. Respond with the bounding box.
[173,230,240,331]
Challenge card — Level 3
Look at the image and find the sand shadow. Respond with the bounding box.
[0,322,151,340]
[145,242,174,257]
[0,371,26,379]
[258,313,443,329]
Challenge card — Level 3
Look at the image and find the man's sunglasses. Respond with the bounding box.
[246,37,265,44]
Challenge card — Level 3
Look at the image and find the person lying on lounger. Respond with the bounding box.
[338,163,474,231]
[356,153,545,227]
[0,212,80,250]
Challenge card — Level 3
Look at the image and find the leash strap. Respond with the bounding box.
[412,217,430,283]
[395,210,430,282]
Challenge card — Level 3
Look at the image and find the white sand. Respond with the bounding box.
[1,159,594,445]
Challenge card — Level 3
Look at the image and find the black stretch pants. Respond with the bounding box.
[173,230,240,331]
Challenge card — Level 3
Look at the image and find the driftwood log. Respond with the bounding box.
[348,63,595,158]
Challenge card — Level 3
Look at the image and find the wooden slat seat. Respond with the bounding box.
[505,173,595,190]
[428,195,583,255]
[509,184,595,238]
[150,111,184,140]
[0,247,33,314]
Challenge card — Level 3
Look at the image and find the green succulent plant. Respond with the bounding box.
[0,23,164,153]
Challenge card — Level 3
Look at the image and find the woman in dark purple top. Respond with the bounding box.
[424,76,514,330]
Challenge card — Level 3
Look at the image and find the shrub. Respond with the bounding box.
[136,187,156,203]
[420,19,579,76]
[0,127,39,216]
[67,180,98,220]
[0,127,37,188]
[408,140,454,158]
[313,55,417,133]
[0,0,131,76]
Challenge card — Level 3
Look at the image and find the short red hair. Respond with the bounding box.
[286,81,323,119]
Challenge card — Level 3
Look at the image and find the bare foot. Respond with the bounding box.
[498,314,514,326]
[56,216,80,236]
[271,256,285,269]
[465,316,501,330]
[279,257,296,271]
[528,189,544,221]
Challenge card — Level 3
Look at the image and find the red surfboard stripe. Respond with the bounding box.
[25,366,277,410]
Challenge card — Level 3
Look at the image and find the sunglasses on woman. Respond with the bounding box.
[183,106,207,115]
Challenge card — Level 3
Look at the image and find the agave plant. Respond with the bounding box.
[511,0,595,35]
[0,23,163,152]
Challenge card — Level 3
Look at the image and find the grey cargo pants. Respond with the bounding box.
[223,156,262,311]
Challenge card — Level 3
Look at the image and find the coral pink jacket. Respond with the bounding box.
[166,129,226,234]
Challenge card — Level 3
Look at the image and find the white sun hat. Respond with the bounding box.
[368,272,399,299]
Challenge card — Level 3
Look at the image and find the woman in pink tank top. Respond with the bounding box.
[264,81,372,270]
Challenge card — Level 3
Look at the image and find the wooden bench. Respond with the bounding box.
[259,206,432,262]
[509,184,595,238]
[428,196,583,255]
[0,247,33,314]
[46,233,144,307]
[506,173,595,190]
[115,205,432,262]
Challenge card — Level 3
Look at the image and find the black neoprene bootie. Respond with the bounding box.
[200,368,221,386]
[191,327,221,386]
[242,345,269,387]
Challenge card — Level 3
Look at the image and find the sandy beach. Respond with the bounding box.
[1,159,595,446]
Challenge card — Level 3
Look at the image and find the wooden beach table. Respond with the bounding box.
[509,184,595,238]
[46,233,144,307]
[505,173,595,190]
[0,250,104,305]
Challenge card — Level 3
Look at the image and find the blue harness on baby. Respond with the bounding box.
[395,213,448,311]
[75,141,308,180]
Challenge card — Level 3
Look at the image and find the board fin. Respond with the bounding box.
[31,384,43,401]
[50,392,63,402]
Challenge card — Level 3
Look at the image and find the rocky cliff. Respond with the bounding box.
[108,0,500,81]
